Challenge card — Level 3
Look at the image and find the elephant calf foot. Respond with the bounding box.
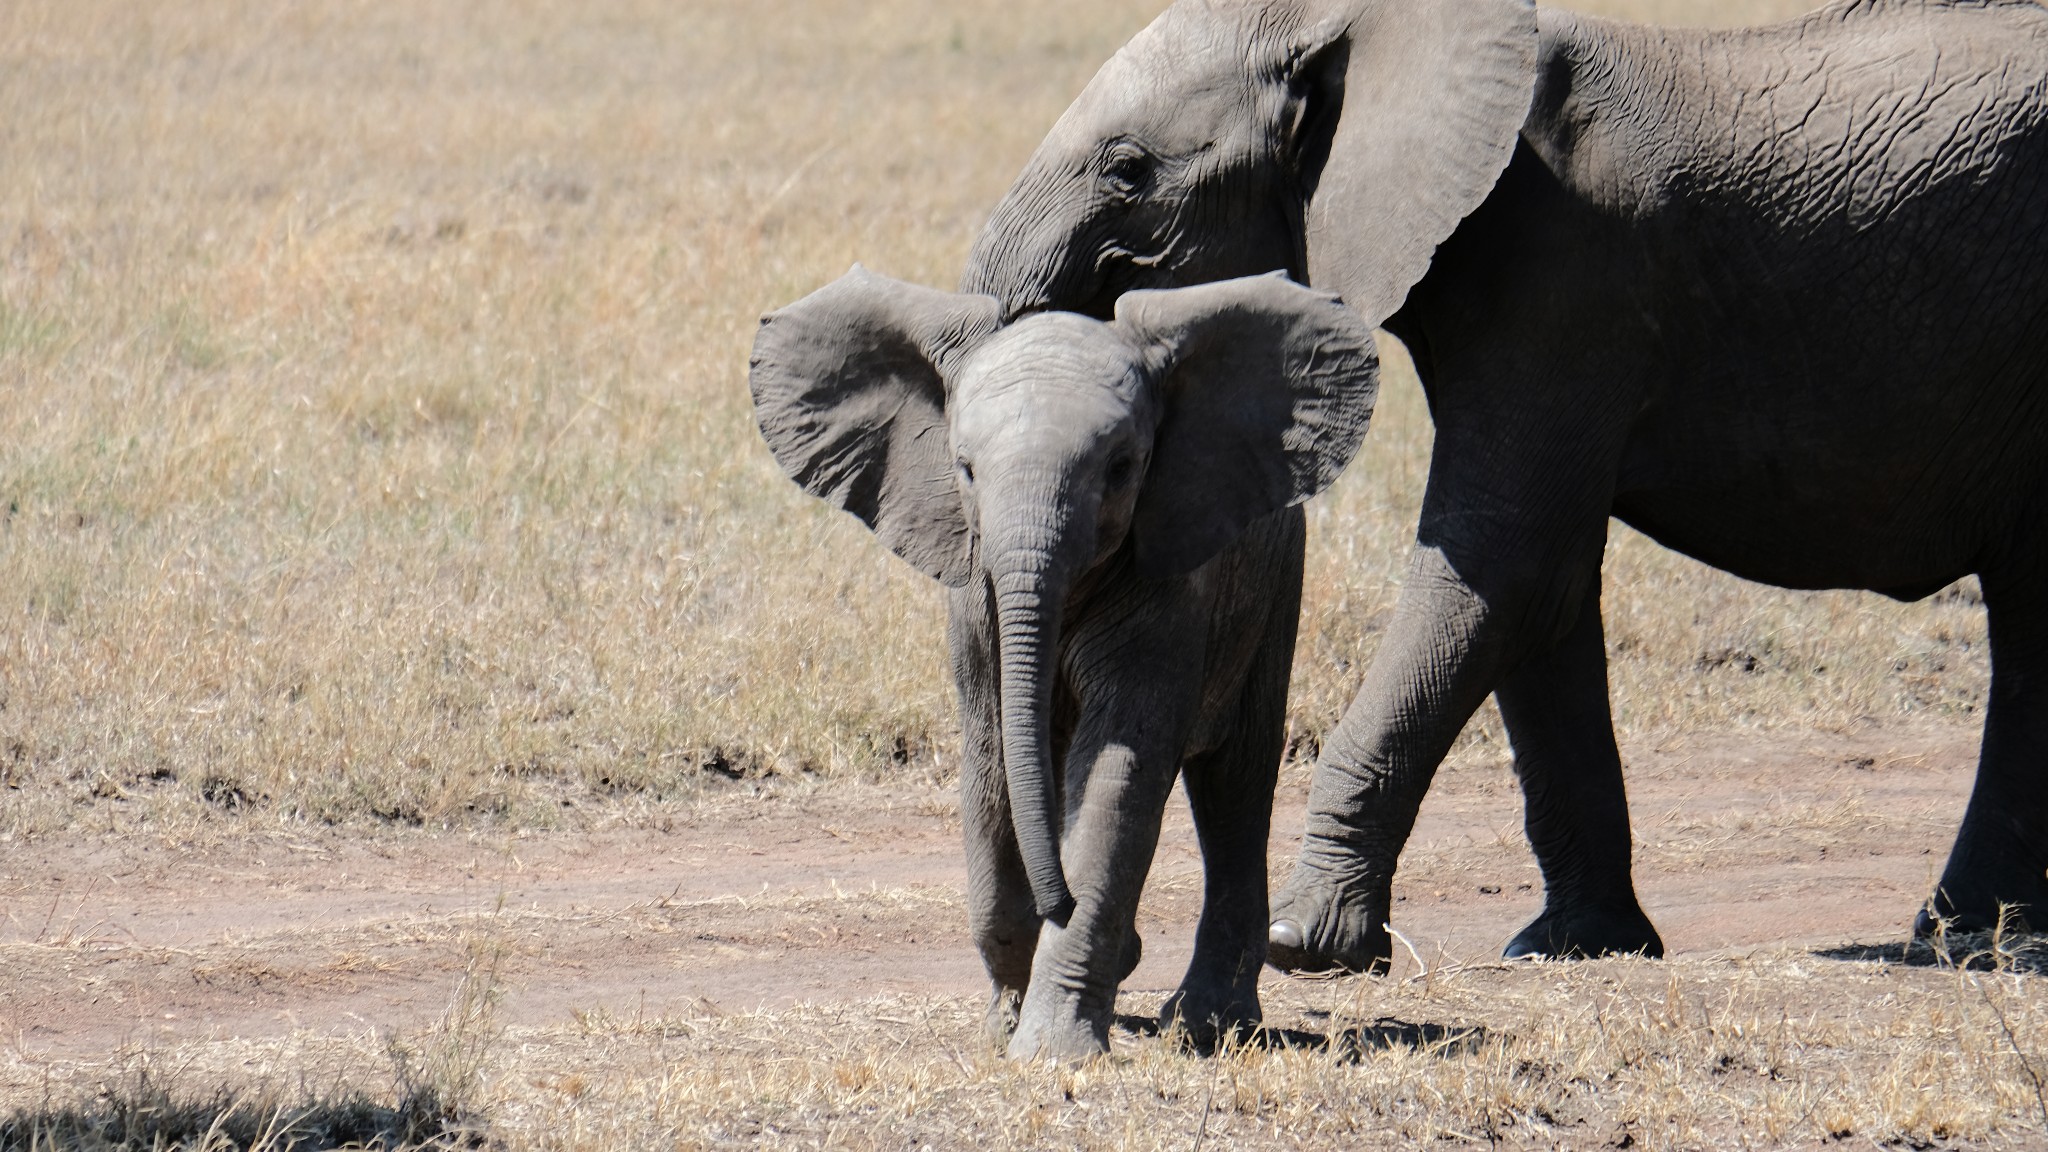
[1266,875,1391,975]
[1007,997,1112,1063]
[998,931,1139,1061]
[1504,897,1664,961]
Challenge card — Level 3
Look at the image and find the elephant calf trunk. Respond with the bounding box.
[994,569,1076,925]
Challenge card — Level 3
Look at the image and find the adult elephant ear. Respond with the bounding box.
[749,267,1002,587]
[1115,272,1380,581]
[1296,0,1538,326]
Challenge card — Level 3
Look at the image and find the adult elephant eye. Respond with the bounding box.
[1105,454,1135,488]
[1102,146,1151,198]
[958,458,975,484]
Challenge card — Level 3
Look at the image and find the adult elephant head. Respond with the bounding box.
[961,0,1537,329]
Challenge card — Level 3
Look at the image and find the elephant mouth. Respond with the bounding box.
[982,238,1169,324]
[1000,265,1121,324]
[1051,248,1159,322]
[1066,281,1123,324]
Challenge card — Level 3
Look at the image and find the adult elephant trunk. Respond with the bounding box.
[961,174,1121,322]
[990,528,1080,926]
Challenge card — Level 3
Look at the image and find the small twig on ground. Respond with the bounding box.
[917,1004,973,1079]
[1189,1044,1222,1152]
[1386,923,1430,981]
[33,888,64,943]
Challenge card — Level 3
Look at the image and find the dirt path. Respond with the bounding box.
[1,727,1980,1058]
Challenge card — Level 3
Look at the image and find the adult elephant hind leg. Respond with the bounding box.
[1919,561,2048,937]
[1493,578,1662,960]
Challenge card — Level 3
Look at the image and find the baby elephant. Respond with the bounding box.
[750,267,1378,1059]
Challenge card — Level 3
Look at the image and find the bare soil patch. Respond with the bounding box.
[1,726,1984,1058]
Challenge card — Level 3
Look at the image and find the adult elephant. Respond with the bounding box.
[962,0,2048,973]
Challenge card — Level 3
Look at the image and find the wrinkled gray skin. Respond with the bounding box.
[749,269,1378,1057]
[964,0,2048,974]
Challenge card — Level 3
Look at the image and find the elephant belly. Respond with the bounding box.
[1603,201,2048,592]
[1610,349,2048,596]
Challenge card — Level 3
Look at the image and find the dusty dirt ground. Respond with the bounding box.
[1,726,1986,1062]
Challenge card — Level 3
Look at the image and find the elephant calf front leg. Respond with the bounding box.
[961,755,1041,1047]
[1008,741,1181,1061]
[950,584,1041,1047]
[1165,736,1280,1045]
[1164,596,1296,1043]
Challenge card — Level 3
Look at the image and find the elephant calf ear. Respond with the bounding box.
[1117,273,1379,581]
[749,266,1002,587]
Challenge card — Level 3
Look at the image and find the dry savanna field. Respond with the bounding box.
[1,0,2042,1149]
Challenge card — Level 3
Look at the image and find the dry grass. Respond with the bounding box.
[0,0,1131,834]
[9,938,2048,1151]
[0,0,1989,839]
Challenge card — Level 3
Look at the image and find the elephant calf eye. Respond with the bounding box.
[958,459,975,484]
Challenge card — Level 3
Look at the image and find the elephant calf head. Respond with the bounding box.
[749,267,1378,931]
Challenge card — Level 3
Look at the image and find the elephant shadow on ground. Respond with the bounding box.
[1816,934,2048,977]
[0,1091,460,1152]
[1112,1013,1490,1060]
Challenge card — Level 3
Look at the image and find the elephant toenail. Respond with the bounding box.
[1269,919,1305,950]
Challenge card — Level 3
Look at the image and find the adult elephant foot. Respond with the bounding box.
[1265,866,1392,975]
[1503,896,1664,960]
[1159,984,1260,1050]
[1917,565,2048,940]
[1912,837,2048,939]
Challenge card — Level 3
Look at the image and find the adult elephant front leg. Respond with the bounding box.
[1493,575,1662,960]
[1268,399,1620,974]
[1265,543,1516,973]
